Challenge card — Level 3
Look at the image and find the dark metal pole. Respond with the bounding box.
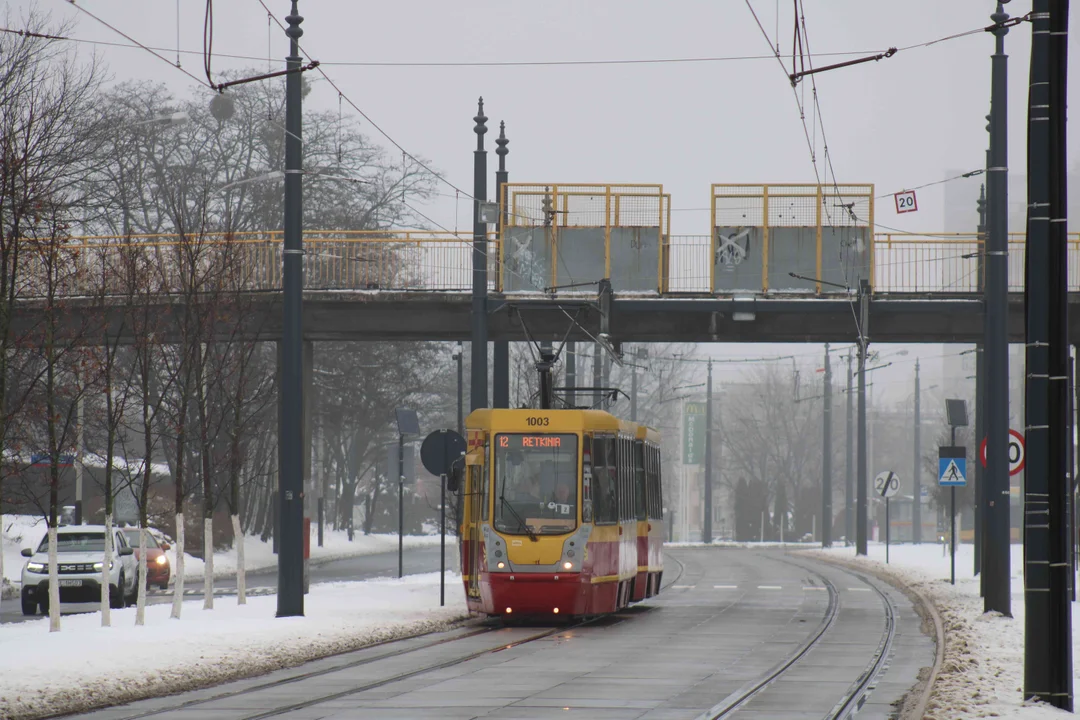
[440,433,448,608]
[456,343,464,436]
[822,343,832,548]
[566,342,576,408]
[914,359,922,544]
[886,497,890,564]
[846,349,854,546]
[470,99,489,412]
[592,343,602,408]
[976,185,987,584]
[276,0,305,618]
[631,363,638,422]
[398,435,404,579]
[856,281,869,556]
[1024,0,1073,707]
[492,122,509,409]
[951,424,957,586]
[985,0,1012,618]
[704,359,713,544]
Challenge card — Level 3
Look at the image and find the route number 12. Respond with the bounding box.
[894,190,918,214]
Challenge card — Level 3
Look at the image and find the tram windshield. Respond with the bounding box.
[494,433,579,535]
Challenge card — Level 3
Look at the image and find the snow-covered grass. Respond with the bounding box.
[805,541,1076,719]
[0,571,468,720]
[3,514,445,588]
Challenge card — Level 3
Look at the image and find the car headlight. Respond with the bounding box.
[155,555,167,566]
[92,561,114,572]
[26,562,45,573]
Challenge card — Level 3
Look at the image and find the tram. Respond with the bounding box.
[459,407,664,619]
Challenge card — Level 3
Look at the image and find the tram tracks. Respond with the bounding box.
[699,557,899,720]
[87,557,688,720]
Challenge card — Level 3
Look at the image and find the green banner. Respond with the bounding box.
[684,402,706,465]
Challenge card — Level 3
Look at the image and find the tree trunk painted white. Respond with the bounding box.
[232,514,246,605]
[170,513,185,619]
[47,526,60,632]
[0,519,5,615]
[135,527,148,626]
[100,514,113,627]
[203,517,214,610]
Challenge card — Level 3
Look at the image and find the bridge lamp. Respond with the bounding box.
[732,295,755,322]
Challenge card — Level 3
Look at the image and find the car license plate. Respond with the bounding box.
[58,579,82,587]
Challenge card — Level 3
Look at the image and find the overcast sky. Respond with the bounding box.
[10,0,1075,402]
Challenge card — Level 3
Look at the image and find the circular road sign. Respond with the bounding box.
[874,471,900,499]
[420,429,466,477]
[979,428,1026,476]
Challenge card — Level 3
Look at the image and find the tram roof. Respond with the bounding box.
[466,408,660,443]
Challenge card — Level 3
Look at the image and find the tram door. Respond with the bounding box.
[467,464,482,599]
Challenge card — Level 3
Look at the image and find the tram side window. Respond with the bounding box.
[657,447,664,519]
[645,446,655,520]
[482,448,490,521]
[622,437,632,522]
[615,438,624,521]
[634,441,646,521]
[593,437,617,524]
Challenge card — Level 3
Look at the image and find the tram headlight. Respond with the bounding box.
[497,561,505,569]
[563,561,573,570]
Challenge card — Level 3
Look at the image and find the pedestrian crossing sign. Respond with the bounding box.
[938,448,967,487]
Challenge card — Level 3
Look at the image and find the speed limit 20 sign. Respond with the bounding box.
[894,190,918,214]
[979,428,1026,476]
[874,471,900,499]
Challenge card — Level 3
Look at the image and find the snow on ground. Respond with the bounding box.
[0,571,468,720]
[3,514,445,588]
[805,541,1074,719]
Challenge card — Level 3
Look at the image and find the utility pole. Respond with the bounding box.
[565,341,576,407]
[592,343,602,408]
[856,279,870,556]
[1023,0,1072,708]
[454,342,464,436]
[704,359,713,544]
[492,122,509,409]
[913,360,922,544]
[984,0,1012,619]
[822,344,832,547]
[277,0,306,618]
[846,347,854,546]
[976,186,987,582]
[470,99,489,411]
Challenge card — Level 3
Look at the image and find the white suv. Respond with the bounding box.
[20,525,139,616]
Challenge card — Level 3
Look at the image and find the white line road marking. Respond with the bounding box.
[757,585,782,590]
[672,585,695,589]
[848,588,872,592]
[713,585,738,589]
[802,586,828,591]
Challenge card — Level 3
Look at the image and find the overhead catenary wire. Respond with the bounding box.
[60,1,213,89]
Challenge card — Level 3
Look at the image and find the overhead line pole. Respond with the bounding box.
[985,0,1012,618]
[856,279,870,556]
[913,359,922,544]
[846,348,854,546]
[704,359,713,544]
[822,343,832,548]
[470,99,489,412]
[276,0,306,619]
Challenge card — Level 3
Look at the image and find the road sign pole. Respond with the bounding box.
[886,497,890,564]
[398,434,405,579]
[951,485,956,585]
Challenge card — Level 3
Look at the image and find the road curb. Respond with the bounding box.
[796,551,945,720]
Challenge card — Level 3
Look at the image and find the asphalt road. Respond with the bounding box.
[62,548,934,720]
[0,544,448,625]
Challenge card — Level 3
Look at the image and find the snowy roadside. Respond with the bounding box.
[3,514,446,589]
[0,571,469,720]
[803,542,1073,719]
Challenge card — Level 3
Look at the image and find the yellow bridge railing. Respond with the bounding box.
[17,228,1080,297]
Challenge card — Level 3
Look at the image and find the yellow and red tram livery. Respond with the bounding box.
[460,408,664,619]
